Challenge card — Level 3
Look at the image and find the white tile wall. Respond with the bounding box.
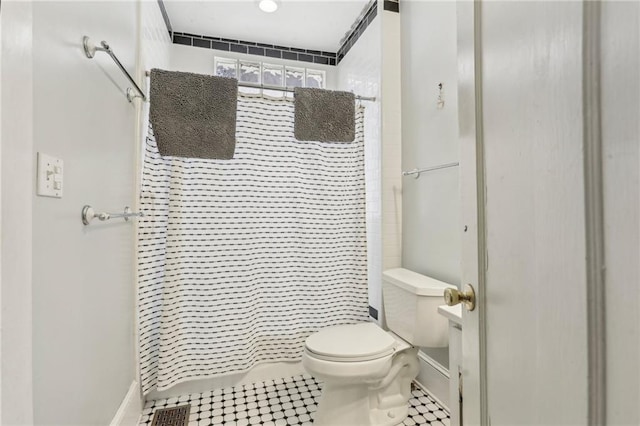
[138,1,172,138]
[336,19,383,321]
[336,8,404,323]
[380,10,403,271]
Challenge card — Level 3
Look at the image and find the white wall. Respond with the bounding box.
[601,2,640,424]
[27,2,158,424]
[336,17,383,319]
[399,0,459,404]
[400,1,460,286]
[1,2,35,424]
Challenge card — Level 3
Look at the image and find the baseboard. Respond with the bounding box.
[415,351,450,411]
[418,350,449,379]
[146,361,305,401]
[111,381,142,426]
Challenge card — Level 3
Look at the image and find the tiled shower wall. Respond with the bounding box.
[139,0,173,131]
[337,16,383,322]
[380,2,403,273]
[336,2,403,324]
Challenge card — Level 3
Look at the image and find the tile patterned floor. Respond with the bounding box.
[139,374,450,426]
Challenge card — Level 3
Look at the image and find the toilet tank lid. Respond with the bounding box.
[382,268,456,296]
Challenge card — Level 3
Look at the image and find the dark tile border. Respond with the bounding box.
[368,305,379,320]
[173,34,191,46]
[168,0,391,67]
[383,0,400,13]
[336,0,378,64]
[172,32,337,66]
[157,0,172,37]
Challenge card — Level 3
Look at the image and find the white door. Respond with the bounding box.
[479,1,589,424]
[456,1,639,424]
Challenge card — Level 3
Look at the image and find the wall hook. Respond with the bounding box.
[437,83,445,109]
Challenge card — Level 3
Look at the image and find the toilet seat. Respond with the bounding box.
[305,322,397,362]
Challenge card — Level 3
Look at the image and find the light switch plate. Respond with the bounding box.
[36,152,63,198]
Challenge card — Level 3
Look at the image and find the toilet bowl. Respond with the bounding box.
[302,268,455,426]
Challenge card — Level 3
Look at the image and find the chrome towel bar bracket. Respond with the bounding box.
[82,205,144,225]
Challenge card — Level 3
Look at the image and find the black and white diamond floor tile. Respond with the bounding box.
[139,374,450,426]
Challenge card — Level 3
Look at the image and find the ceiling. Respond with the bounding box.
[163,0,370,52]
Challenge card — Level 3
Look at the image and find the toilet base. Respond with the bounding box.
[312,382,410,426]
[313,381,371,426]
[310,348,420,426]
[370,404,410,426]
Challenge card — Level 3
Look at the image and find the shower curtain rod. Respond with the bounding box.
[144,71,376,102]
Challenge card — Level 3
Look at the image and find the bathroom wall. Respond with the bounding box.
[336,16,383,321]
[400,1,460,286]
[21,2,168,424]
[399,1,460,406]
[1,2,35,424]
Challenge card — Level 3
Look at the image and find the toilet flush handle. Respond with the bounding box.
[444,284,476,311]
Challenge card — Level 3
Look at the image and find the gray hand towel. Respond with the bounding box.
[294,87,355,142]
[149,68,238,159]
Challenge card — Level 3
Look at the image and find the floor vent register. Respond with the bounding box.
[150,404,190,426]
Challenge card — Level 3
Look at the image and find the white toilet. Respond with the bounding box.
[302,268,455,426]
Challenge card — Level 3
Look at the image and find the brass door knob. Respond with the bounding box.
[444,284,476,311]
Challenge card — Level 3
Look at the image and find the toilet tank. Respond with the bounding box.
[382,268,456,348]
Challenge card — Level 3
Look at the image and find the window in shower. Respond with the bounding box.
[214,56,326,90]
[262,63,284,86]
[214,58,238,79]
[305,70,325,89]
[285,67,305,88]
[239,61,261,84]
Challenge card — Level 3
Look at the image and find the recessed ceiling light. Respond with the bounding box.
[258,0,279,13]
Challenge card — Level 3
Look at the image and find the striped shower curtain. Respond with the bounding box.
[138,93,369,394]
